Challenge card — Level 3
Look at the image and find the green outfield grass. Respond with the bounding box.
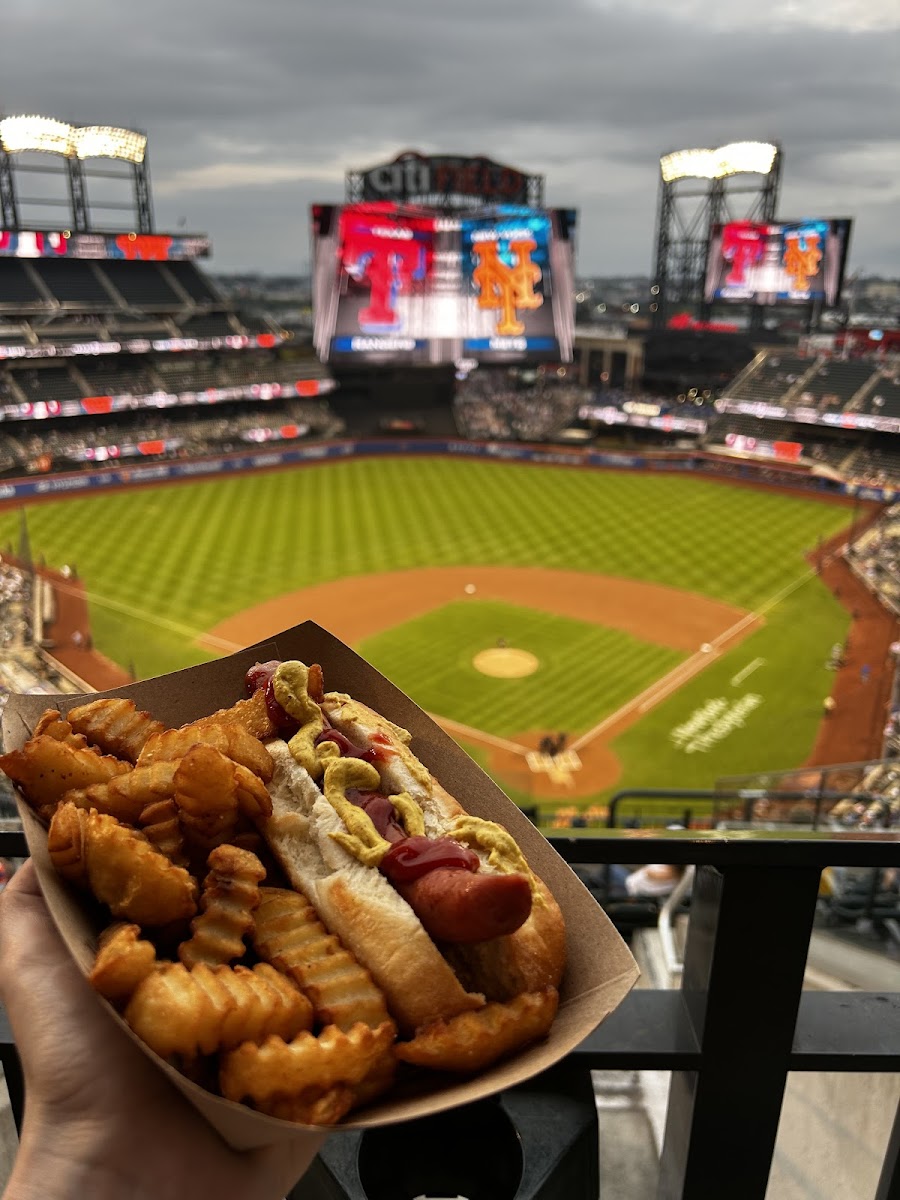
[0,459,853,812]
[359,599,685,737]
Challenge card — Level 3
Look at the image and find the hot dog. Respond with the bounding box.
[251,659,566,1056]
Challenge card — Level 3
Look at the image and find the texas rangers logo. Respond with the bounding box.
[342,231,427,334]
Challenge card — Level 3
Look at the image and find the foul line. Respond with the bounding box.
[568,566,817,754]
[427,713,530,757]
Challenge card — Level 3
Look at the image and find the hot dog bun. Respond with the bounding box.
[262,739,485,1034]
[320,692,567,1002]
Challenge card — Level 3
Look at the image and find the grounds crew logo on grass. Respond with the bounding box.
[670,694,763,754]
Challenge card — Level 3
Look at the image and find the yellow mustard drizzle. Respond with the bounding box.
[389,791,425,838]
[451,815,544,905]
[324,758,391,866]
[273,661,336,780]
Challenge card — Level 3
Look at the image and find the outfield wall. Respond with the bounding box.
[0,439,892,503]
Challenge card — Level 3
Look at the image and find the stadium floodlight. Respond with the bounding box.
[0,115,72,156]
[74,126,146,164]
[660,141,778,183]
[0,115,147,163]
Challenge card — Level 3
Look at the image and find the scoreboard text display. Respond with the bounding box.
[311,203,576,365]
[704,218,851,306]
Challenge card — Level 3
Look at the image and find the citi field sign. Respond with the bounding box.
[359,151,531,206]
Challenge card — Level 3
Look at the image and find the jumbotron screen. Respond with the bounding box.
[705,219,851,306]
[311,202,576,364]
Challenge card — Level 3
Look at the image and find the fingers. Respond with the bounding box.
[0,860,66,1005]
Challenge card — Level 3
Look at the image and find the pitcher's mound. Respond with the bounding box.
[473,648,539,678]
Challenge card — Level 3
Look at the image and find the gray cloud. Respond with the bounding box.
[3,0,899,274]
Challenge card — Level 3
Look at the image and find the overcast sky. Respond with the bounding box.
[3,0,900,277]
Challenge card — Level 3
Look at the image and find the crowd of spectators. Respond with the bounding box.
[0,400,344,476]
[0,561,83,818]
[453,370,588,442]
[825,763,900,831]
[847,502,900,615]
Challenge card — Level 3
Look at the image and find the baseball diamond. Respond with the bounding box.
[0,456,860,818]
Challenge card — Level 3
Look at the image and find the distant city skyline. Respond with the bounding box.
[5,0,898,276]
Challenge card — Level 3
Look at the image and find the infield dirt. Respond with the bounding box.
[204,566,758,798]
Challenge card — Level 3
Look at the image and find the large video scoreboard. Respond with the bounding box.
[311,202,576,365]
[704,218,851,306]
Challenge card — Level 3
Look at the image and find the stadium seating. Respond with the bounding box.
[155,356,221,391]
[164,262,222,305]
[78,359,160,397]
[12,367,83,402]
[868,370,900,419]
[96,262,182,309]
[725,353,811,404]
[0,262,46,307]
[846,445,900,485]
[176,313,236,337]
[794,360,878,413]
[0,325,31,346]
[30,261,116,307]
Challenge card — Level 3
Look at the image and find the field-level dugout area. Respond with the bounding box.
[0,457,856,813]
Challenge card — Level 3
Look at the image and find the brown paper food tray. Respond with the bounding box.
[3,621,638,1148]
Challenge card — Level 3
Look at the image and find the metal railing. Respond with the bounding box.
[1,812,898,1200]
[605,786,881,833]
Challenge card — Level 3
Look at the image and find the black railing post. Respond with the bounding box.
[657,863,822,1200]
[875,1095,900,1200]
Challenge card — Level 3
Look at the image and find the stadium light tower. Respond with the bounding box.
[651,141,781,329]
[0,115,153,233]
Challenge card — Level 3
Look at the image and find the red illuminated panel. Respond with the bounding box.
[114,234,174,261]
[773,441,802,462]
[138,440,165,457]
[721,222,766,286]
[337,203,434,333]
[82,396,113,415]
[256,333,277,349]
[295,379,320,396]
[280,424,299,439]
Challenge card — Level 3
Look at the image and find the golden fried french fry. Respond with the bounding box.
[219,1021,397,1110]
[194,690,277,743]
[173,744,241,852]
[172,746,272,860]
[178,845,266,969]
[66,698,167,765]
[64,761,179,825]
[264,1086,356,1126]
[232,761,273,822]
[395,987,559,1073]
[0,736,132,816]
[139,721,273,783]
[138,796,188,867]
[89,922,158,1004]
[32,710,89,749]
[124,962,313,1058]
[352,1048,398,1109]
[48,803,198,926]
[253,887,393,1033]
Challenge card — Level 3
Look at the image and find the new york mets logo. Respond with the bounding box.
[471,239,542,336]
[782,231,822,294]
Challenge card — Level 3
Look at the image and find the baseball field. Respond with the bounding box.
[0,457,855,822]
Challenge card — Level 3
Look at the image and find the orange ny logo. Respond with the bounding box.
[782,232,822,293]
[472,239,542,335]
